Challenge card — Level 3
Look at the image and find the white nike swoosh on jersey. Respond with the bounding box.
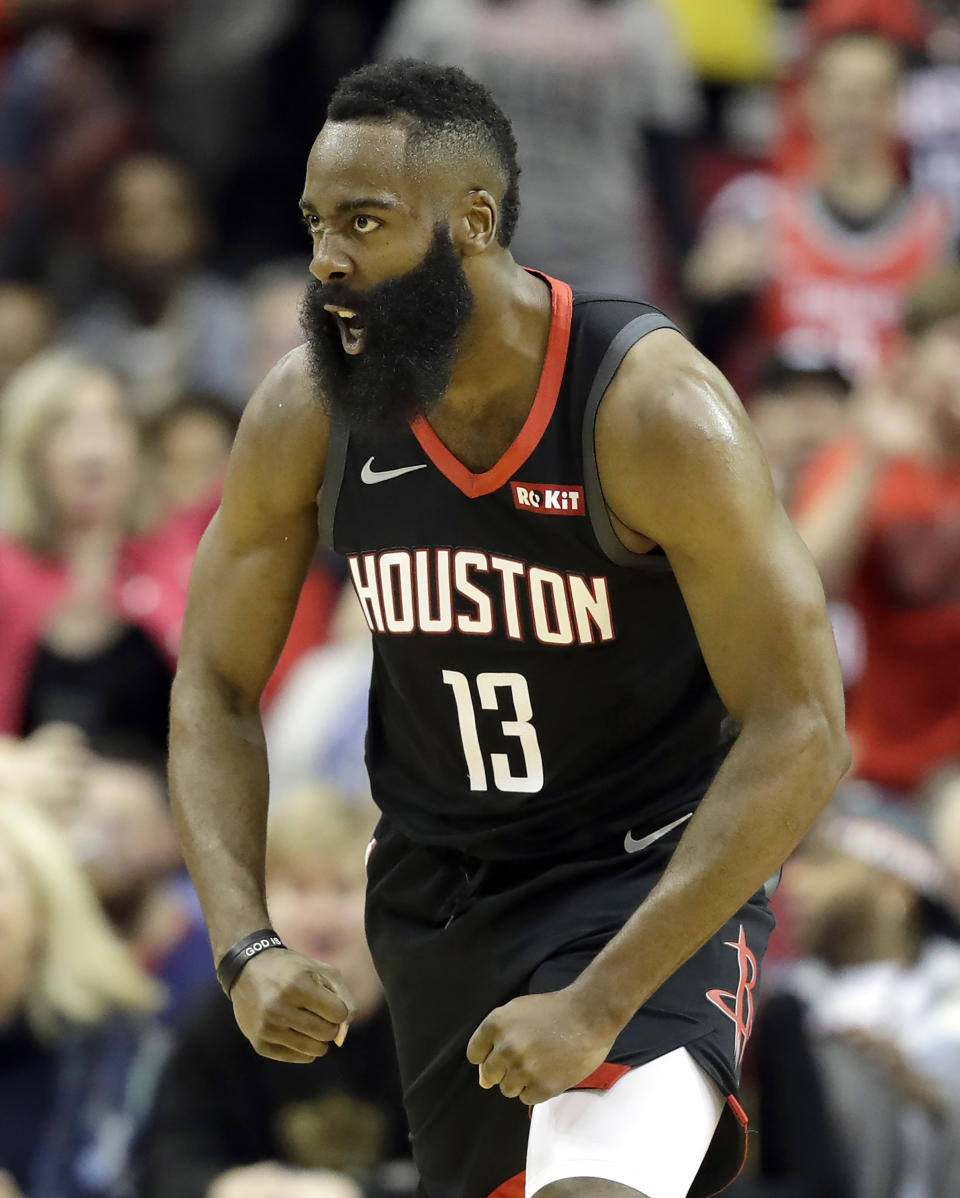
[361,457,428,484]
[623,811,693,854]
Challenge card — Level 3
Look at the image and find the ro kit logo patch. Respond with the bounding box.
[510,482,585,515]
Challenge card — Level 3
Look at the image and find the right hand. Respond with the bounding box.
[230,948,356,1063]
[0,723,90,817]
[850,368,933,461]
[684,223,768,300]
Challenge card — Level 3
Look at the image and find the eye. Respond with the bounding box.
[302,212,322,235]
[352,214,381,235]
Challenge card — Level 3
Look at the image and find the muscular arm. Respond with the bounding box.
[467,333,849,1103]
[169,347,328,960]
[578,330,849,1030]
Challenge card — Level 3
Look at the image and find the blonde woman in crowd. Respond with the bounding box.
[0,798,165,1198]
[0,350,218,758]
[139,786,413,1198]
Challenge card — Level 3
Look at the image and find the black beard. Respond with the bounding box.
[300,226,474,440]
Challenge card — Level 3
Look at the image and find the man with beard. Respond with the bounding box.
[169,60,848,1198]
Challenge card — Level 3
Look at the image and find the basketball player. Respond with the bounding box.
[169,61,849,1198]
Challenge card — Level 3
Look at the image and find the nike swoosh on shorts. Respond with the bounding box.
[623,811,693,854]
[361,457,427,484]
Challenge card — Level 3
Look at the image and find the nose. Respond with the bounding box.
[309,234,353,285]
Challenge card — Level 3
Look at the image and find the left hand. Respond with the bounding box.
[466,986,619,1105]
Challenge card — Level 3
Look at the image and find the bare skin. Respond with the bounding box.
[170,117,848,1114]
[468,331,848,1103]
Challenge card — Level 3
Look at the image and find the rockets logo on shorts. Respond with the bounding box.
[511,481,584,515]
[706,925,758,1072]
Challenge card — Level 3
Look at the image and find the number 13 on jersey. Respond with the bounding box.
[442,670,544,794]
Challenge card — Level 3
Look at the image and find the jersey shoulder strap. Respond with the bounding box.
[567,292,679,566]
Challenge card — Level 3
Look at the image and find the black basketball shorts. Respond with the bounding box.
[364,813,775,1198]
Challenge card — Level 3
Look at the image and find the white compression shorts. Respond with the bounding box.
[525,1048,725,1198]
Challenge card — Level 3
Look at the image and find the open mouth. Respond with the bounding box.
[324,304,366,355]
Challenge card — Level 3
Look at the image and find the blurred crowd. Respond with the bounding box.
[0,1,958,1196]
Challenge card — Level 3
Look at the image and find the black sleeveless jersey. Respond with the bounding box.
[318,274,734,860]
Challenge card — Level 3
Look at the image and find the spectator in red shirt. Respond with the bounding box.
[687,29,951,388]
[0,349,216,753]
[792,266,960,794]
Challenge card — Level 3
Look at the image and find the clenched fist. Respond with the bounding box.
[230,948,356,1063]
[466,986,618,1105]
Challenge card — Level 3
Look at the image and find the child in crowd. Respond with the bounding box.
[0,350,218,756]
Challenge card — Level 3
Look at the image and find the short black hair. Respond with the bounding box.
[326,59,521,247]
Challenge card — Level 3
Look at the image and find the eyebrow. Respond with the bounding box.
[298,196,402,215]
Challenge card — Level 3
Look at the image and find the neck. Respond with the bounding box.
[825,917,918,968]
[437,255,551,421]
[932,427,960,463]
[116,270,178,325]
[818,146,900,221]
[55,523,124,560]
[867,920,917,964]
[0,974,30,1030]
[0,993,22,1030]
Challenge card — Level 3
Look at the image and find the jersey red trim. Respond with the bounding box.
[485,1170,525,1198]
[410,273,573,499]
[573,1061,631,1090]
[701,1094,750,1198]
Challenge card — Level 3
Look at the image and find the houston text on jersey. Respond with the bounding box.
[347,548,615,645]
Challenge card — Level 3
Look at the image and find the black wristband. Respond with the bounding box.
[216,928,286,996]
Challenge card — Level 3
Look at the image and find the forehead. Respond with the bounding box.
[814,38,899,86]
[111,160,194,211]
[56,371,126,417]
[303,120,425,213]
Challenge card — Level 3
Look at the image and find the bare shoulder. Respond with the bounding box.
[232,344,329,477]
[595,328,775,550]
[221,345,330,542]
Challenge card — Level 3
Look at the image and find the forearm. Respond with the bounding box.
[577,713,847,1033]
[793,444,879,597]
[168,670,272,960]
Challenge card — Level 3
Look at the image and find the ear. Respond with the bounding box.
[454,189,499,256]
